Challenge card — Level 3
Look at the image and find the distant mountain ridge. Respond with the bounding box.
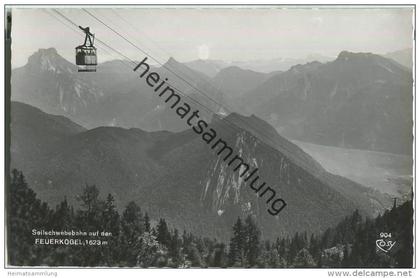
[184,59,228,78]
[185,54,333,77]
[384,48,413,69]
[228,54,333,73]
[212,66,273,98]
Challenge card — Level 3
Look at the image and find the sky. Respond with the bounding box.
[10,6,414,68]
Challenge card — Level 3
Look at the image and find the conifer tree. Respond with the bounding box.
[244,215,261,266]
[53,198,73,229]
[136,232,160,267]
[212,243,226,267]
[144,212,151,233]
[8,169,51,265]
[120,201,144,266]
[156,218,171,247]
[293,248,316,267]
[228,217,246,266]
[103,193,119,236]
[168,229,182,267]
[76,184,104,230]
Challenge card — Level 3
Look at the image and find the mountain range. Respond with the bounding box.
[11,48,220,132]
[11,48,413,155]
[10,101,391,240]
[240,51,413,155]
[9,47,412,240]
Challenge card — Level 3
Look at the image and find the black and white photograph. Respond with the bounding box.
[3,3,416,273]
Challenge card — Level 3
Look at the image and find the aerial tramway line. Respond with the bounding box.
[53,9,307,171]
[75,25,97,72]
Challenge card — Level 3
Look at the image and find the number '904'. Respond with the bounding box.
[380,232,392,238]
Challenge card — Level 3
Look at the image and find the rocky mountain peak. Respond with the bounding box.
[26,47,74,74]
[164,57,180,67]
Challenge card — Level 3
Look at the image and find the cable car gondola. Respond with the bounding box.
[75,26,97,72]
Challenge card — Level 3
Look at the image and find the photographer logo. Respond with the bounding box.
[376,232,396,253]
